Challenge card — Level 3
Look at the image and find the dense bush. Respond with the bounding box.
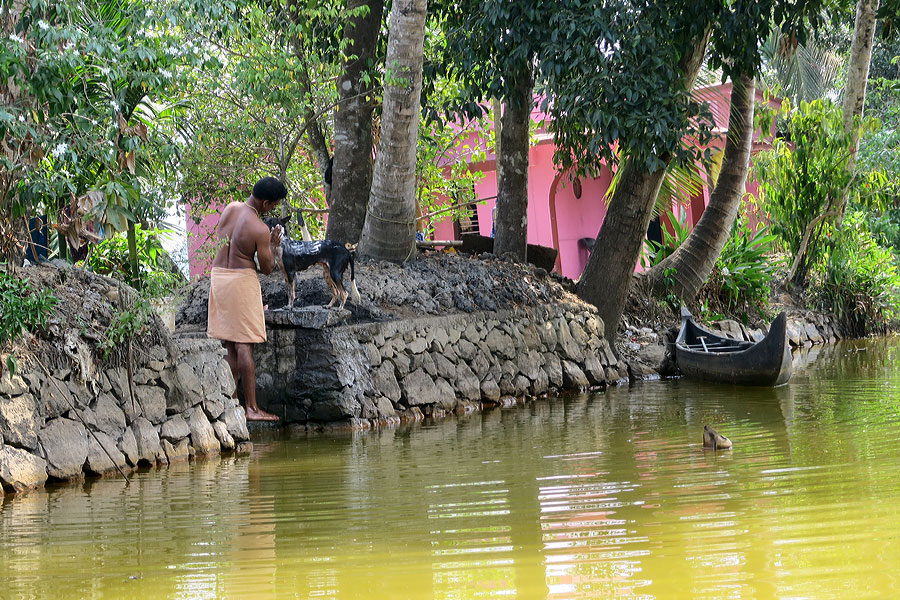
[0,271,59,374]
[642,206,692,269]
[700,217,783,319]
[86,226,184,299]
[814,212,900,337]
[753,100,858,287]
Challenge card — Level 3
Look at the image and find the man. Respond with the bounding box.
[207,177,286,421]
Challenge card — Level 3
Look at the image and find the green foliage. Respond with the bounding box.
[754,100,852,253]
[814,211,900,337]
[758,32,842,106]
[97,298,153,360]
[643,206,692,268]
[857,78,900,245]
[703,217,784,316]
[86,225,182,298]
[753,99,866,285]
[174,0,352,225]
[414,118,489,236]
[1,0,192,247]
[537,0,824,176]
[0,271,59,374]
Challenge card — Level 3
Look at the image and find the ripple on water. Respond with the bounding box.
[5,341,900,598]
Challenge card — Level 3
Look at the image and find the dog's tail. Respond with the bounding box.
[347,244,361,304]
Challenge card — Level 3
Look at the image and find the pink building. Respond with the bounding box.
[431,81,778,280]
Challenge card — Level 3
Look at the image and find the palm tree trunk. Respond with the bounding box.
[358,0,427,262]
[0,0,26,266]
[494,62,533,261]
[648,74,755,300]
[576,159,668,340]
[575,28,710,346]
[327,0,385,244]
[843,0,879,167]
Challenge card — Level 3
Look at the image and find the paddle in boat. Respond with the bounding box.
[675,307,792,386]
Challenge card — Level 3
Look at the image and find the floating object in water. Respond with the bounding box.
[703,425,733,450]
[675,307,792,386]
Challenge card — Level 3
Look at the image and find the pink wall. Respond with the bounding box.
[186,202,222,279]
[430,82,782,280]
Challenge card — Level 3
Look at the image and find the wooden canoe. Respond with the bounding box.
[675,307,792,386]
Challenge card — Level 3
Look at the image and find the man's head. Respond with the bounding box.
[251,177,288,215]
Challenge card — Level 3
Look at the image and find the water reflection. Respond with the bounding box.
[3,339,900,598]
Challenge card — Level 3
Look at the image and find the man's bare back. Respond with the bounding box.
[212,201,279,274]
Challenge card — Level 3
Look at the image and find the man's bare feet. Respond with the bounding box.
[246,407,280,421]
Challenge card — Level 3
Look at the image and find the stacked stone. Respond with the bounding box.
[786,315,841,347]
[711,315,842,346]
[0,339,251,494]
[256,303,628,427]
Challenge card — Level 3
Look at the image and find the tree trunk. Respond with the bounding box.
[648,74,756,300]
[575,28,710,346]
[327,0,385,244]
[358,0,427,262]
[493,62,533,261]
[576,159,668,338]
[127,220,140,289]
[843,0,879,166]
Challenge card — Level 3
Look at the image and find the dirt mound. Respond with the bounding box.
[3,262,169,376]
[176,252,579,328]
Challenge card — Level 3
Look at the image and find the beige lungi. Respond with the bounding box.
[207,267,267,343]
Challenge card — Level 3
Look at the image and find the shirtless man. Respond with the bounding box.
[207,177,286,421]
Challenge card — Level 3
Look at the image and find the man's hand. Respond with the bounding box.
[269,224,283,249]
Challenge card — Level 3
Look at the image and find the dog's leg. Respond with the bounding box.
[348,250,361,304]
[336,282,348,310]
[323,264,338,308]
[289,274,296,308]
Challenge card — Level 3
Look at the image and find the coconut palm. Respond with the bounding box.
[358,0,428,262]
[647,74,756,300]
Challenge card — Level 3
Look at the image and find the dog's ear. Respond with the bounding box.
[279,215,291,226]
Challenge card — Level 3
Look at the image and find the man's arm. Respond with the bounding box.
[255,222,282,275]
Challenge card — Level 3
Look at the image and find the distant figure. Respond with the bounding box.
[25,215,48,263]
[207,176,287,421]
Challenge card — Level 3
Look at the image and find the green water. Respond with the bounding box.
[3,339,900,599]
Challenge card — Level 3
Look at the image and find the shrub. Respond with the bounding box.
[752,99,857,287]
[700,217,783,318]
[642,206,692,268]
[814,211,900,337]
[97,298,153,360]
[0,271,59,374]
[86,225,183,299]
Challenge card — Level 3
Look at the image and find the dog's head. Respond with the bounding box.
[262,215,291,231]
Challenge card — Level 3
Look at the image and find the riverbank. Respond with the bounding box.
[177,252,842,430]
[0,263,252,496]
[0,254,844,496]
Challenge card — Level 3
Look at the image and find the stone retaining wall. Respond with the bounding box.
[0,338,250,496]
[252,302,629,426]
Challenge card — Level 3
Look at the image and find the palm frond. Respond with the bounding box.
[760,30,842,104]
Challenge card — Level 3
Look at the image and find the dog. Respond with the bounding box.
[263,215,361,310]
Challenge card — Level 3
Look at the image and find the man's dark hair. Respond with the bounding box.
[252,177,288,202]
